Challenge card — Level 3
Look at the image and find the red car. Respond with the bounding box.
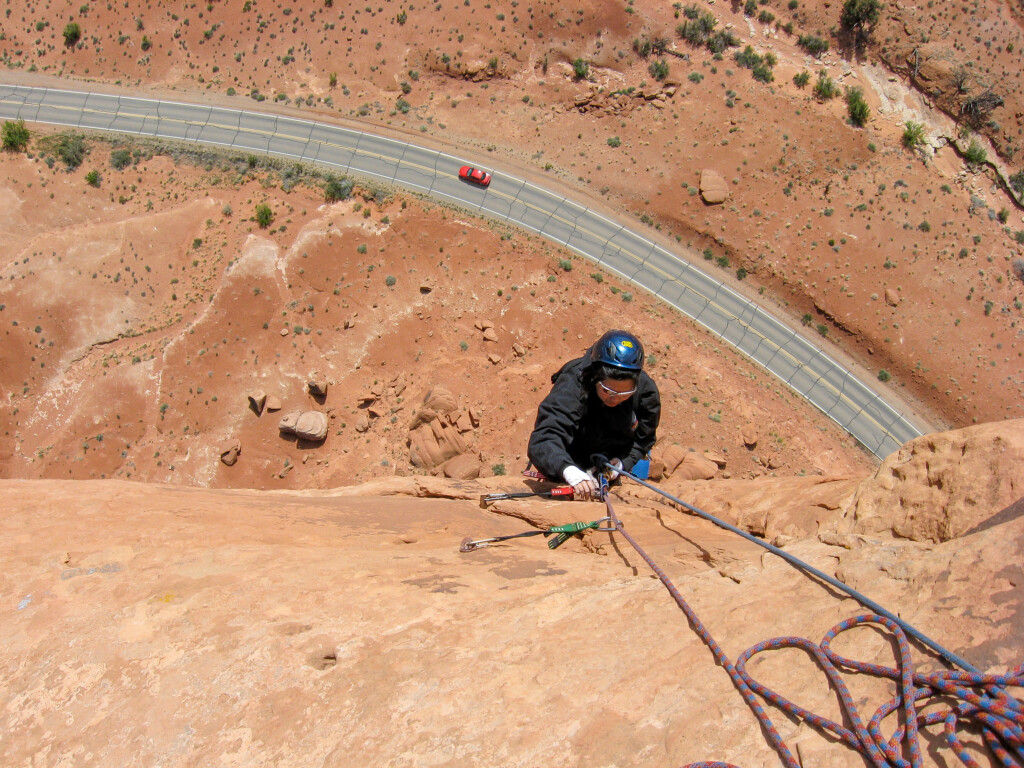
[458,165,491,187]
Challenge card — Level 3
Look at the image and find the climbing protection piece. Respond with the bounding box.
[478,486,576,508]
[459,518,612,553]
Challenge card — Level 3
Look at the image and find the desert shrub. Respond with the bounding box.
[1009,170,1024,196]
[385,275,396,287]
[708,30,740,53]
[254,203,274,228]
[85,170,101,187]
[141,35,151,51]
[813,70,839,100]
[997,208,1009,224]
[902,121,926,149]
[1011,258,1024,284]
[677,7,717,45]
[40,133,87,169]
[649,59,670,81]
[1,119,30,151]
[688,72,704,83]
[797,34,829,55]
[572,58,589,80]
[110,148,134,169]
[558,259,573,271]
[324,175,353,201]
[877,370,891,382]
[846,87,870,126]
[793,70,811,88]
[743,0,757,14]
[963,140,987,166]
[63,22,82,46]
[607,136,621,147]
[757,10,775,24]
[1016,231,1024,245]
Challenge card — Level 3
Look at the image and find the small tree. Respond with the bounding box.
[63,21,82,46]
[840,0,882,44]
[845,86,870,126]
[254,203,275,228]
[1,119,30,151]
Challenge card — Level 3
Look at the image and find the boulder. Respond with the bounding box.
[741,425,758,447]
[884,288,900,307]
[672,453,718,481]
[265,396,283,412]
[219,439,241,466]
[699,169,729,204]
[482,328,499,342]
[279,411,329,442]
[307,374,329,398]
[247,391,267,415]
[443,453,482,480]
[657,443,688,476]
[843,419,1024,542]
[408,416,468,469]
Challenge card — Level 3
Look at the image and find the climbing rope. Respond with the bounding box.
[595,471,1024,768]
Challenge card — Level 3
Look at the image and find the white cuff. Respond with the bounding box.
[562,465,591,487]
[608,458,623,480]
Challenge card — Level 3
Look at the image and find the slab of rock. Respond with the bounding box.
[657,443,688,477]
[482,328,499,342]
[265,396,283,412]
[408,416,467,469]
[699,169,729,204]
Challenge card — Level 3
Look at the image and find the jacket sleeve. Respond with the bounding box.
[622,373,660,471]
[527,368,589,480]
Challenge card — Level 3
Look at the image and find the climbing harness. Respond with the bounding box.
[479,486,576,508]
[581,457,1024,768]
[459,518,614,552]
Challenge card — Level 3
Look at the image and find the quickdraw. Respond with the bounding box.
[459,517,614,552]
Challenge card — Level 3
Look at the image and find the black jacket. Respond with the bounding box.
[527,354,660,480]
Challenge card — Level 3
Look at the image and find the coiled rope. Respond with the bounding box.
[599,477,1024,768]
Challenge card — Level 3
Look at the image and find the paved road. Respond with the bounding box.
[0,83,926,459]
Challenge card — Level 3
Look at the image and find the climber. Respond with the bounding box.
[527,329,661,500]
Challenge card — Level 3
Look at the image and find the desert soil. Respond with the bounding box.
[2,0,1023,488]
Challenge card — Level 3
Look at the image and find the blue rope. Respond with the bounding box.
[597,472,1024,768]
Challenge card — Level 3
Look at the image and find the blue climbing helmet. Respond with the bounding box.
[590,329,644,372]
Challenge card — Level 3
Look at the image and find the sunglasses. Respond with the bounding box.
[597,380,637,398]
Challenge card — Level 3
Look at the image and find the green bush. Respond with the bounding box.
[845,87,869,126]
[110,148,133,169]
[1,119,30,151]
[902,121,926,149]
[964,140,987,166]
[813,70,839,100]
[649,59,670,81]
[63,22,82,46]
[85,170,100,187]
[254,203,274,228]
[41,133,87,169]
[1008,170,1024,196]
[607,136,622,147]
[877,370,891,382]
[572,58,590,80]
[324,176,353,201]
[797,34,829,56]
[793,71,811,88]
[385,275,396,287]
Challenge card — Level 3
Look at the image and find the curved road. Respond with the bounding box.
[0,83,926,459]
